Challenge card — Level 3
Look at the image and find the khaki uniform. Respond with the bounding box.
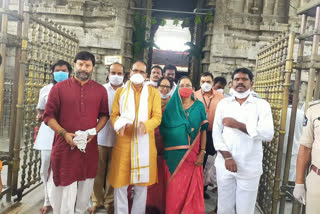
[299,101,320,214]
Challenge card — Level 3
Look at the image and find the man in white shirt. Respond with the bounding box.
[212,68,274,214]
[88,62,124,214]
[34,60,72,214]
[147,65,162,87]
[163,64,177,96]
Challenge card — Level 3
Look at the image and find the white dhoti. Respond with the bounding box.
[40,150,51,207]
[47,170,94,214]
[114,185,147,214]
[216,167,260,214]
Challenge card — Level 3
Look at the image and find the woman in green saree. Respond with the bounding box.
[160,76,208,214]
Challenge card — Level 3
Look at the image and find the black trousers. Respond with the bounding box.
[203,130,216,168]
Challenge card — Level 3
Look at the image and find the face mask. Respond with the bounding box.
[149,80,158,87]
[160,93,170,99]
[179,88,193,98]
[201,83,212,92]
[53,71,68,82]
[109,74,124,86]
[217,88,224,93]
[130,73,145,85]
[232,88,251,99]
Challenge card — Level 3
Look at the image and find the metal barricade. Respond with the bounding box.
[0,0,79,205]
[254,32,295,214]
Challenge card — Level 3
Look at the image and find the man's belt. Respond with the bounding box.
[311,164,320,176]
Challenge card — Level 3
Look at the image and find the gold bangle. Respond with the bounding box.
[201,149,206,154]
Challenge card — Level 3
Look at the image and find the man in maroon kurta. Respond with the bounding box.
[43,51,108,214]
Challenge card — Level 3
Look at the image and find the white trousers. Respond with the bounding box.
[114,185,147,214]
[47,170,94,214]
[216,167,260,214]
[40,150,51,207]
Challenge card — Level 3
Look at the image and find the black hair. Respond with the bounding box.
[157,77,173,89]
[214,76,227,86]
[201,72,214,81]
[110,62,125,72]
[151,65,163,74]
[163,64,177,73]
[231,68,254,81]
[124,72,130,82]
[74,51,95,66]
[177,76,192,86]
[51,60,72,75]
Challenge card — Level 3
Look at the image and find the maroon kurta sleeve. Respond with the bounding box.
[43,85,60,125]
[99,89,109,118]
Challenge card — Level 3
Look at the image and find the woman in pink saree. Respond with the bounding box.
[160,77,208,214]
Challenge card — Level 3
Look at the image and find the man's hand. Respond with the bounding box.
[223,117,248,134]
[87,135,95,143]
[139,122,146,135]
[195,152,205,166]
[225,158,237,172]
[64,132,77,147]
[293,183,306,205]
[119,124,132,136]
[222,118,239,129]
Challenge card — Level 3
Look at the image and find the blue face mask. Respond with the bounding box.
[53,71,69,82]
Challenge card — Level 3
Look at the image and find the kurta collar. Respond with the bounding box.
[201,88,216,99]
[131,83,143,93]
[230,92,255,104]
[106,82,124,91]
[71,77,92,86]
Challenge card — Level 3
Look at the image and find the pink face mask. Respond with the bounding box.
[179,88,193,98]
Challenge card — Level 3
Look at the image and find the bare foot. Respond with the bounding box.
[39,206,51,214]
[88,205,97,214]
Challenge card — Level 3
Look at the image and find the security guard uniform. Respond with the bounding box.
[299,100,320,213]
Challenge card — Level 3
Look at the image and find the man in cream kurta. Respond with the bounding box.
[109,61,162,214]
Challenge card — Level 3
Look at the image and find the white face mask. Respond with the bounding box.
[232,88,251,99]
[160,93,170,99]
[149,80,158,87]
[217,88,224,94]
[201,82,212,92]
[109,74,124,86]
[130,73,145,85]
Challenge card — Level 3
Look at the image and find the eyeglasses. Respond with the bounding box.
[159,85,171,89]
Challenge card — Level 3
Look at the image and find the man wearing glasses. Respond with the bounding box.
[109,61,162,214]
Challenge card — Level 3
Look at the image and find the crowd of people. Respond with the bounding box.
[0,50,319,214]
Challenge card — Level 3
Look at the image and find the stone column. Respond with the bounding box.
[276,0,289,23]
[263,0,276,15]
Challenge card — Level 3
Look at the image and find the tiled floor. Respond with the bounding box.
[2,184,263,214]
